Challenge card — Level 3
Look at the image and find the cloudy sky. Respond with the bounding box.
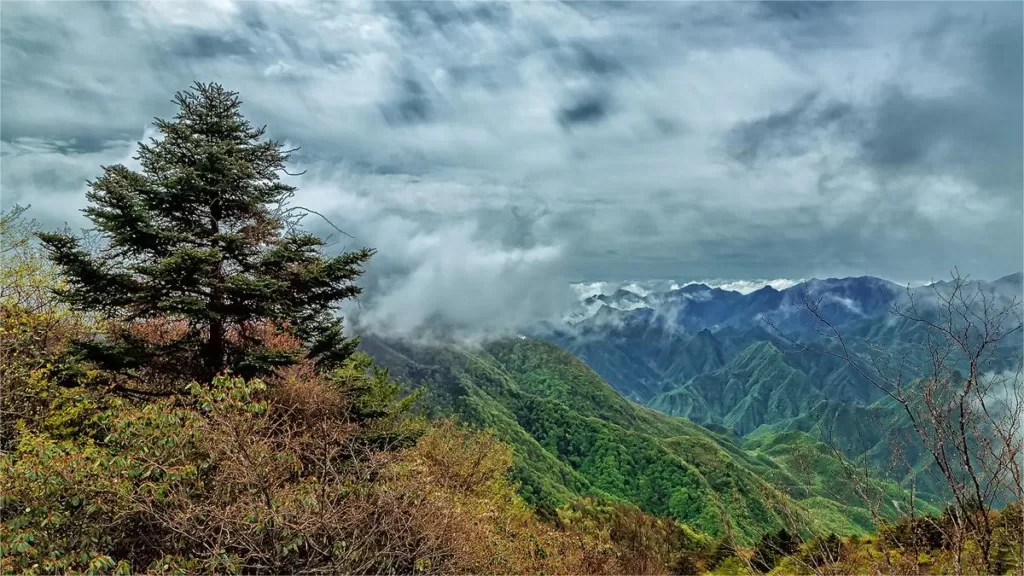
[2,1,1022,336]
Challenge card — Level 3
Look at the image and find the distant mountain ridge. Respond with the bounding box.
[566,273,1021,325]
[541,273,1022,403]
[531,272,1022,501]
[649,341,827,436]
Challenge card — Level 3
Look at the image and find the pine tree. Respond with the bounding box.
[752,528,801,572]
[39,82,374,390]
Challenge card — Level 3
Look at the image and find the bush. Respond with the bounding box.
[801,532,843,568]
[878,514,949,552]
[1,358,423,574]
[557,497,709,574]
[991,502,1024,575]
[1,356,694,574]
[1,206,102,448]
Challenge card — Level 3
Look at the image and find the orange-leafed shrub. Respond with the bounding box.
[228,319,304,355]
[122,316,191,347]
[102,315,309,394]
[122,316,305,358]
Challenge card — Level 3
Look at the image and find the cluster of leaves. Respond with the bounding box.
[750,529,801,573]
[556,497,715,575]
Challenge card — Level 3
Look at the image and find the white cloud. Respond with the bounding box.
[128,0,241,31]
[356,222,571,339]
[713,279,804,294]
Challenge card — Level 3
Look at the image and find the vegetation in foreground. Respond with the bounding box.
[1,83,1021,575]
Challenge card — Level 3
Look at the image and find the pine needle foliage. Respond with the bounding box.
[39,82,373,388]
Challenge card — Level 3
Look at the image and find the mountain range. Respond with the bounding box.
[542,273,1022,403]
[357,272,1021,540]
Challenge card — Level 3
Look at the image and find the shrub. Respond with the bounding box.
[557,497,708,574]
[1,353,692,575]
[1,206,102,448]
[878,513,950,554]
[1,355,423,574]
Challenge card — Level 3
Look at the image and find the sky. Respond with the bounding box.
[2,1,1022,337]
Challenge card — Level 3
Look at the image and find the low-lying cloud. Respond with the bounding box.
[351,223,573,340]
[283,165,579,340]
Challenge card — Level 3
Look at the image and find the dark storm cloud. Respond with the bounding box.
[380,76,434,125]
[558,94,611,128]
[725,92,858,164]
[861,11,1023,194]
[1,0,1020,337]
[381,1,512,36]
[758,1,835,23]
[558,44,622,77]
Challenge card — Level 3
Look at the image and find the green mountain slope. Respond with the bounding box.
[646,337,952,500]
[748,393,954,501]
[546,323,781,403]
[650,341,827,435]
[360,335,907,542]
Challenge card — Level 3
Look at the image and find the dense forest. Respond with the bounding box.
[2,84,1022,575]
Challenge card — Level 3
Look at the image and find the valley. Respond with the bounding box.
[359,272,1023,545]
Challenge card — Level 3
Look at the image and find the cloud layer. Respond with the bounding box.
[2,1,1021,337]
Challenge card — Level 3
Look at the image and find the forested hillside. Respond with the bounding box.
[546,275,1024,502]
[359,335,917,541]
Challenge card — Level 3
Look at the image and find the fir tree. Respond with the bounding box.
[752,528,801,572]
[39,82,373,389]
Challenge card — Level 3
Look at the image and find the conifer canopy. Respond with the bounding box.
[39,82,374,386]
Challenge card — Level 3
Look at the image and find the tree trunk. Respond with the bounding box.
[207,317,226,382]
[207,201,226,382]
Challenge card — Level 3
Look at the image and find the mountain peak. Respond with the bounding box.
[609,288,644,302]
[994,272,1023,286]
[679,283,711,294]
[731,340,785,367]
[744,339,781,355]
